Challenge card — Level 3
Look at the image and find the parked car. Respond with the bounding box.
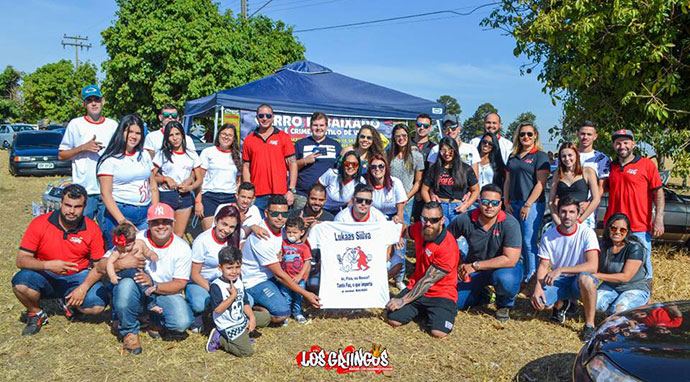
[573,300,690,381]
[9,130,71,176]
[1,123,37,149]
[44,124,66,131]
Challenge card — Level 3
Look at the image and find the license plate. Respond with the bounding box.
[37,163,54,169]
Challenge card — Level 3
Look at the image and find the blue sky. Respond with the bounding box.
[0,0,561,150]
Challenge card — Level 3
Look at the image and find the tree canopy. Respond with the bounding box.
[483,0,690,175]
[0,66,22,122]
[505,111,536,141]
[436,95,461,117]
[462,103,498,142]
[101,0,305,125]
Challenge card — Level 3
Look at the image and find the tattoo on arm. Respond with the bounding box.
[403,264,448,303]
[287,155,296,163]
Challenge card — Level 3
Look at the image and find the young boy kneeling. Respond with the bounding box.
[206,247,270,356]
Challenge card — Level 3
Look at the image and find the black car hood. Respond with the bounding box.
[583,301,690,381]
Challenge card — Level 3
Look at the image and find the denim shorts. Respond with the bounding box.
[542,273,598,307]
[201,192,236,218]
[246,278,290,318]
[596,285,650,314]
[159,190,194,210]
[11,268,108,308]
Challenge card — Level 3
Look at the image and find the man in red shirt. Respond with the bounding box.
[11,184,108,335]
[242,104,298,213]
[604,129,664,282]
[386,202,460,338]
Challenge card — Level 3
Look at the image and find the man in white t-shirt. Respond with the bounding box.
[334,184,387,223]
[427,115,480,178]
[107,203,194,354]
[576,121,610,190]
[143,104,196,157]
[531,195,600,342]
[58,85,118,223]
[241,195,320,323]
[469,113,513,164]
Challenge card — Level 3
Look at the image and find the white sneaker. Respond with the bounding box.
[281,319,289,326]
[191,315,204,333]
[294,314,308,324]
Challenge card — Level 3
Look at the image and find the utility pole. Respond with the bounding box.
[241,0,247,18]
[61,34,92,70]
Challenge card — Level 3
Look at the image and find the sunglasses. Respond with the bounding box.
[343,161,359,169]
[267,210,289,218]
[519,131,535,138]
[354,197,372,205]
[369,164,385,171]
[416,122,431,129]
[443,125,460,131]
[359,135,373,140]
[480,140,493,146]
[394,134,409,140]
[257,113,273,119]
[609,226,628,234]
[421,216,443,225]
[162,111,179,118]
[480,199,501,207]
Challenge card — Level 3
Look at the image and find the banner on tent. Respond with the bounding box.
[239,111,404,147]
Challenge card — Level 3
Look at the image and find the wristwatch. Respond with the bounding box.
[472,261,480,271]
[288,188,297,194]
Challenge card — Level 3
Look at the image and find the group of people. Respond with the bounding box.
[11,84,666,358]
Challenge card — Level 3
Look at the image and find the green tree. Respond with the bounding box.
[0,66,22,121]
[505,111,536,141]
[101,0,305,125]
[436,95,461,117]
[483,0,690,176]
[462,103,498,142]
[21,60,97,123]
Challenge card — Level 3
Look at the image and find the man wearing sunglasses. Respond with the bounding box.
[427,115,480,178]
[448,184,522,322]
[241,195,320,323]
[143,104,196,158]
[386,202,459,338]
[334,184,387,223]
[411,113,437,222]
[469,113,513,164]
[242,104,298,213]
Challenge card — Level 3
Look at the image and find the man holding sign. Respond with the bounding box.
[386,202,460,338]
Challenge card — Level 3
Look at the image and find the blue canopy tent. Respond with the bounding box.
[183,60,445,136]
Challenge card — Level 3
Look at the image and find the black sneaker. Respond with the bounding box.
[495,307,510,323]
[22,310,48,335]
[550,300,571,324]
[582,325,596,342]
[565,299,579,318]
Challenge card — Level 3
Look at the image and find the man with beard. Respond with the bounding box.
[289,183,334,230]
[11,184,108,335]
[469,113,513,164]
[386,202,460,338]
[604,129,663,284]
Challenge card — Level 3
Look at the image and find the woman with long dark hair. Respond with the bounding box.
[318,150,366,215]
[476,132,506,189]
[340,125,384,175]
[387,123,424,223]
[421,137,479,226]
[97,114,158,248]
[152,121,203,237]
[194,123,242,231]
[187,205,243,331]
[367,154,407,222]
[593,213,650,314]
[548,142,600,229]
[504,123,550,283]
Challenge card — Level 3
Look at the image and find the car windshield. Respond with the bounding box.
[15,133,63,147]
[14,125,34,131]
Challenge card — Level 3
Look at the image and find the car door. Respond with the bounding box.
[0,125,10,147]
[661,189,690,244]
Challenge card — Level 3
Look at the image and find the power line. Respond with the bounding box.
[262,0,345,12]
[61,35,92,70]
[294,2,499,33]
[249,0,275,17]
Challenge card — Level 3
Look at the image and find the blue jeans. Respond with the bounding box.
[440,201,469,257]
[11,269,108,309]
[112,278,193,336]
[185,281,211,315]
[277,280,306,317]
[246,278,290,318]
[457,260,524,309]
[117,268,158,311]
[510,200,545,282]
[101,202,149,249]
[84,194,106,225]
[541,273,598,307]
[596,285,650,314]
[632,231,653,279]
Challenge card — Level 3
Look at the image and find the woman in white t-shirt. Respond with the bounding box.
[194,123,241,231]
[97,114,158,248]
[186,205,242,331]
[476,132,506,190]
[152,121,203,237]
[318,150,365,215]
[366,154,406,222]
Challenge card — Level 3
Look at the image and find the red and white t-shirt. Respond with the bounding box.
[59,116,118,195]
[191,227,228,282]
[538,223,600,271]
[143,129,196,154]
[153,149,201,191]
[240,219,283,288]
[334,205,387,223]
[407,222,460,302]
[200,146,239,194]
[318,169,365,211]
[97,152,154,206]
[372,176,408,216]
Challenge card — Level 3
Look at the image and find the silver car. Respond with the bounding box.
[1,123,37,149]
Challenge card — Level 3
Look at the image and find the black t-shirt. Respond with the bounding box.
[448,209,522,262]
[599,241,648,293]
[506,149,550,202]
[423,163,478,200]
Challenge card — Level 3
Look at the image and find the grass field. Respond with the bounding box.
[1,150,689,381]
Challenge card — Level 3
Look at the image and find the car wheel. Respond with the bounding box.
[1,140,9,150]
[8,164,16,176]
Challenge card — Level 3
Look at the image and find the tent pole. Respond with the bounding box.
[213,106,220,142]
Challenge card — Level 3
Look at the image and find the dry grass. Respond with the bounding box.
[1,150,689,382]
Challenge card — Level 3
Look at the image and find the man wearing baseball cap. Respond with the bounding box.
[604,129,664,289]
[426,114,480,178]
[59,84,118,224]
[107,202,193,354]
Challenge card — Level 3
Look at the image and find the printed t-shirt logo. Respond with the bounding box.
[627,169,638,175]
[269,140,279,146]
[69,236,83,244]
[425,248,433,257]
